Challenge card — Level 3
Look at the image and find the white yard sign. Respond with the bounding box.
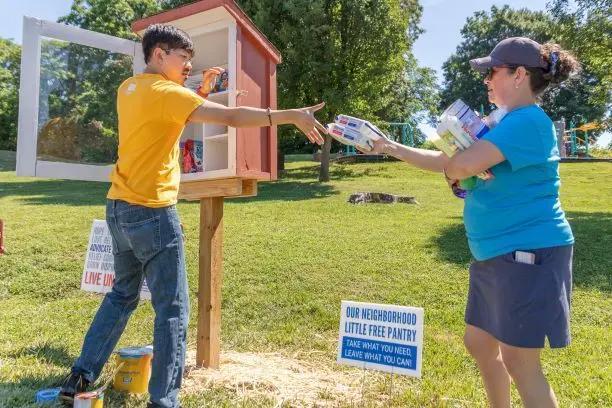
[81,220,151,300]
[337,301,424,377]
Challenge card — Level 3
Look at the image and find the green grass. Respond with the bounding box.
[0,153,610,407]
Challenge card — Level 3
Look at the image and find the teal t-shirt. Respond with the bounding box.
[464,104,574,261]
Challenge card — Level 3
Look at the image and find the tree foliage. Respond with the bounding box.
[234,0,439,179]
[548,0,611,127]
[0,39,21,150]
[440,5,609,136]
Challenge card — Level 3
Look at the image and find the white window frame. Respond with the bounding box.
[16,16,142,182]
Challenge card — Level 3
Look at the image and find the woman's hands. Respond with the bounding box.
[366,135,393,155]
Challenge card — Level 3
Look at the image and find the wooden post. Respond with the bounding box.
[197,197,224,368]
[179,179,257,367]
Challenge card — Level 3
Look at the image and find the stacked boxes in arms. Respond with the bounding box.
[430,99,498,181]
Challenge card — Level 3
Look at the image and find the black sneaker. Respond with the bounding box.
[58,371,90,405]
[147,404,182,408]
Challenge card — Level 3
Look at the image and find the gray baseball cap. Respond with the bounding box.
[470,37,548,73]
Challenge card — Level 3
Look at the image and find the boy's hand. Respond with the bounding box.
[198,67,224,95]
[292,102,327,145]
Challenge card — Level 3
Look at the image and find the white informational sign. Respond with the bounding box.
[337,301,424,377]
[81,220,151,300]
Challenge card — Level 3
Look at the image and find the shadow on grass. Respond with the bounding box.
[430,212,611,292]
[0,179,109,206]
[0,378,134,408]
[8,343,73,368]
[281,163,380,181]
[231,163,380,204]
[1,342,138,407]
[0,344,71,407]
[428,220,472,267]
[0,163,376,206]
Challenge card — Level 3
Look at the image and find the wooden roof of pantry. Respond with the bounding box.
[131,0,282,64]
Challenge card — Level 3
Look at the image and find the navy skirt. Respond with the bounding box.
[465,245,573,348]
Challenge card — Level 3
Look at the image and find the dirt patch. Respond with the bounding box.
[182,350,392,407]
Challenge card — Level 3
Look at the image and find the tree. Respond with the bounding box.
[32,0,162,164]
[35,38,133,163]
[548,0,611,127]
[60,0,160,39]
[2,0,437,173]
[0,38,21,150]
[440,5,608,137]
[234,0,437,181]
[58,0,439,178]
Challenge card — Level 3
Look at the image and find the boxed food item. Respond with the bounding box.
[327,115,386,152]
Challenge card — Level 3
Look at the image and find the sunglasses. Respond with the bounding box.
[483,65,520,80]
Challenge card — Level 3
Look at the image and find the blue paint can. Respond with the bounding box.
[35,387,60,404]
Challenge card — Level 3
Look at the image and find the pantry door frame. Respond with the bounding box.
[16,16,143,181]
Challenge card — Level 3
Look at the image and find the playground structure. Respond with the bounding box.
[561,119,603,158]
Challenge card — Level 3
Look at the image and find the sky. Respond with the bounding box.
[414,0,548,80]
[1,0,609,146]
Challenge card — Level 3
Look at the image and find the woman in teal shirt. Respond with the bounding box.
[367,37,579,407]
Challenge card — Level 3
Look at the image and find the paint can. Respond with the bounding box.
[74,390,104,408]
[113,346,153,394]
[35,388,60,404]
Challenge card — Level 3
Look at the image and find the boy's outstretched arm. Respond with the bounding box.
[188,100,327,145]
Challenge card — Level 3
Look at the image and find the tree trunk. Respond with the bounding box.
[277,148,285,172]
[318,134,332,182]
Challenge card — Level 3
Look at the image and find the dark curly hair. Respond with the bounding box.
[524,43,581,95]
[142,24,194,64]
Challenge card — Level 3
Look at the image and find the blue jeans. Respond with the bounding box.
[73,200,189,408]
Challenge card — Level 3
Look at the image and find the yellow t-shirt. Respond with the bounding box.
[107,73,204,207]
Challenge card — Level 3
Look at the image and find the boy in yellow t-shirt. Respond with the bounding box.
[60,24,326,408]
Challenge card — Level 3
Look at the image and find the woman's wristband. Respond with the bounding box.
[443,166,452,181]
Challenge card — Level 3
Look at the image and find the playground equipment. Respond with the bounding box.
[564,120,603,157]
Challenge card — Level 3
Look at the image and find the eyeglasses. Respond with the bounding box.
[484,65,520,80]
[162,48,193,65]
